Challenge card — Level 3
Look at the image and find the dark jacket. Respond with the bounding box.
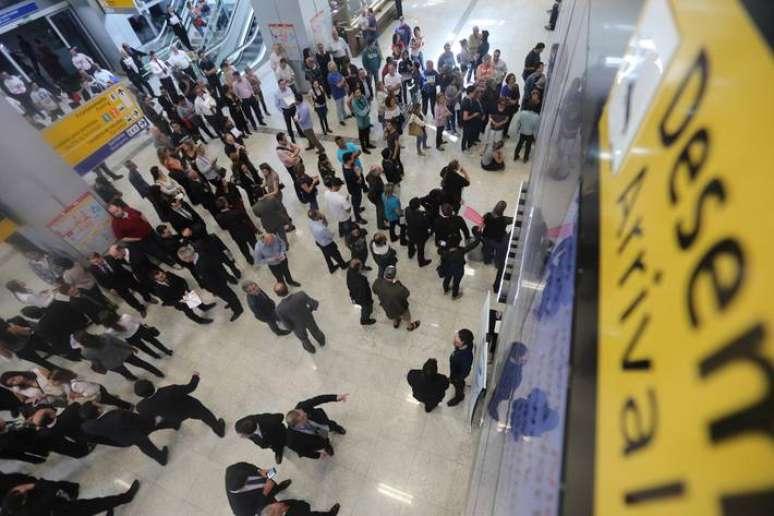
[450,345,474,380]
[239,413,286,451]
[216,209,257,243]
[439,238,481,275]
[252,196,290,233]
[433,214,470,246]
[246,291,279,322]
[165,201,205,233]
[89,258,140,291]
[0,479,81,516]
[283,500,327,516]
[372,278,410,319]
[285,394,338,459]
[151,272,190,305]
[81,409,154,446]
[225,462,271,516]
[36,300,90,351]
[136,375,201,424]
[405,206,432,241]
[346,268,372,305]
[192,233,233,264]
[275,292,319,331]
[407,369,449,406]
[192,252,231,294]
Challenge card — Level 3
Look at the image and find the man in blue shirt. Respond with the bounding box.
[293,93,324,153]
[334,136,363,168]
[395,16,412,47]
[307,209,349,273]
[422,60,439,116]
[326,61,348,126]
[253,233,300,287]
[448,328,475,406]
[437,43,455,72]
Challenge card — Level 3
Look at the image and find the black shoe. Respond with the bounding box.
[447,396,464,407]
[140,307,147,318]
[419,260,432,267]
[362,148,371,154]
[200,302,216,311]
[259,121,267,126]
[361,319,377,325]
[215,418,226,437]
[302,341,316,353]
[514,154,520,161]
[277,330,292,336]
[230,311,243,322]
[124,480,141,502]
[233,269,242,278]
[158,446,169,465]
[227,276,238,285]
[275,479,292,493]
[339,121,346,126]
[333,425,346,435]
[367,144,377,149]
[328,266,338,274]
[197,318,214,325]
[275,451,284,464]
[452,291,464,300]
[329,503,341,516]
[287,280,301,287]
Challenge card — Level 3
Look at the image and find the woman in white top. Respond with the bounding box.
[383,94,403,132]
[101,311,173,358]
[150,166,184,198]
[5,280,54,307]
[47,368,133,409]
[269,43,285,75]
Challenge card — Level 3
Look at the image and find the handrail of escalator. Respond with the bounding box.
[139,0,190,52]
[200,0,248,59]
[221,16,266,69]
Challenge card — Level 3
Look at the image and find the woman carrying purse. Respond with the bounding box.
[407,103,431,156]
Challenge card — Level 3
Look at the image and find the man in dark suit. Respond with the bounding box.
[2,476,139,516]
[215,197,258,264]
[28,405,94,458]
[35,300,90,361]
[0,472,78,502]
[183,224,241,279]
[165,196,206,233]
[448,328,475,407]
[57,284,115,325]
[242,281,291,336]
[89,252,157,316]
[345,259,375,325]
[273,284,325,354]
[0,417,50,463]
[284,393,348,459]
[261,499,341,515]
[150,269,214,324]
[234,412,287,463]
[405,197,433,267]
[178,245,243,321]
[185,170,219,217]
[225,462,292,516]
[107,244,156,290]
[134,373,225,436]
[79,402,169,465]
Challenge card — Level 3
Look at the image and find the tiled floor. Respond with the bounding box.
[0,0,551,514]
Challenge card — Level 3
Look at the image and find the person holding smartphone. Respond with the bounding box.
[225,462,292,516]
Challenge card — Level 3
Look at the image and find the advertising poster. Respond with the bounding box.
[97,0,135,12]
[268,23,301,60]
[595,0,773,514]
[41,84,148,175]
[46,192,114,255]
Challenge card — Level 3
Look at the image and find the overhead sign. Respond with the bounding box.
[97,0,135,13]
[0,2,38,29]
[596,0,773,514]
[47,192,115,255]
[41,84,148,175]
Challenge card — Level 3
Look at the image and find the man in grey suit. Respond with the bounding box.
[273,283,325,354]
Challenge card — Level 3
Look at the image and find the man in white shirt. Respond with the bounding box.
[383,64,402,101]
[492,49,508,85]
[70,47,97,74]
[275,58,296,89]
[168,46,196,80]
[274,79,303,143]
[1,71,39,115]
[194,85,224,134]
[148,50,179,100]
[328,29,350,71]
[324,178,353,237]
[29,82,64,121]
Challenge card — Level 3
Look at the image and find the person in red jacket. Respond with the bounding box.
[107,202,176,266]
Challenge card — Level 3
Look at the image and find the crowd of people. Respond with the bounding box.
[0,2,550,513]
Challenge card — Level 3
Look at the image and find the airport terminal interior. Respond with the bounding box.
[0,0,770,515]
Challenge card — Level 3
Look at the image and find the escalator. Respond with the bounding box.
[138,0,266,71]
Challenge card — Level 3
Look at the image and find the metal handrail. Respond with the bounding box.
[200,0,245,59]
[222,16,262,66]
[139,0,190,52]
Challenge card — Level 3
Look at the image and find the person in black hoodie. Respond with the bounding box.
[439,160,470,213]
[134,373,225,437]
[438,231,481,299]
[481,200,512,264]
[433,203,470,250]
[345,260,376,325]
[404,197,433,267]
[407,359,449,412]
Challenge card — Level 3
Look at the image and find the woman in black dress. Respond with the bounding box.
[223,85,251,136]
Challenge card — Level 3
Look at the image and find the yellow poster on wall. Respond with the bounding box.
[41,84,148,175]
[595,0,773,514]
[97,0,136,12]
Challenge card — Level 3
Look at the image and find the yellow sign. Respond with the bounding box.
[595,0,774,514]
[97,0,136,11]
[41,84,147,175]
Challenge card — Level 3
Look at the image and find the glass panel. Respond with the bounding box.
[48,9,108,70]
[0,16,68,85]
